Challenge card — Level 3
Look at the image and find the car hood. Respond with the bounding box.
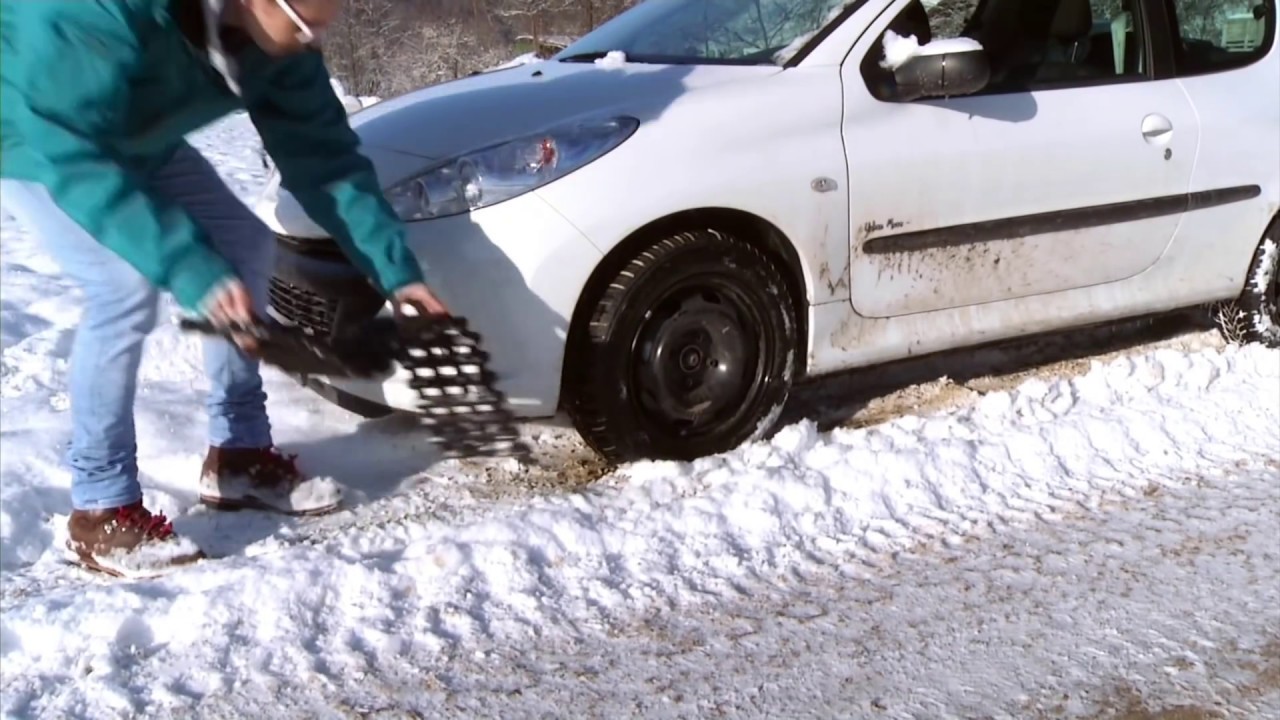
[348,59,780,160]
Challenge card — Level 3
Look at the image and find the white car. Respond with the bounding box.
[254,0,1279,463]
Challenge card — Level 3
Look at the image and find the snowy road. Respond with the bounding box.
[223,459,1275,720]
[2,113,1278,719]
[12,457,1274,719]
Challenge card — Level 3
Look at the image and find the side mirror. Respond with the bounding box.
[893,46,990,101]
[878,32,990,102]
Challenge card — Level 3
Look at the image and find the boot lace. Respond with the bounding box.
[251,447,304,487]
[115,502,175,540]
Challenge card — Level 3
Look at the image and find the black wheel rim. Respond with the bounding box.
[627,274,770,443]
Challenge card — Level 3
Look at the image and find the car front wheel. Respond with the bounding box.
[565,228,798,463]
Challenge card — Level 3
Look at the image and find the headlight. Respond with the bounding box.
[384,115,639,221]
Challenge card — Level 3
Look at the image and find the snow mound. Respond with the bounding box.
[3,321,1277,715]
[594,50,628,68]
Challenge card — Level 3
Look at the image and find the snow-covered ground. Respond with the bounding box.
[2,114,1278,719]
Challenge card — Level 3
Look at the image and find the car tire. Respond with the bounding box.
[565,228,798,463]
[1233,217,1280,348]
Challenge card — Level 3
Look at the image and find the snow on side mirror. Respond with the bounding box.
[879,30,990,102]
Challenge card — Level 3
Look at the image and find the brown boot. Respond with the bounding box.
[66,501,205,578]
[199,446,344,516]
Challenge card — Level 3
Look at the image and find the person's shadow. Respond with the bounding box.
[177,60,700,558]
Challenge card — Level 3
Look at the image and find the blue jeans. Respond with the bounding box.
[1,142,275,510]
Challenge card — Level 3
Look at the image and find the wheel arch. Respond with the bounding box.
[559,208,814,409]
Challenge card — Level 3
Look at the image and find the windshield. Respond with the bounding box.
[554,0,856,66]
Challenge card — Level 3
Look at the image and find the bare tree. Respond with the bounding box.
[315,0,635,98]
[495,0,579,51]
[323,0,406,95]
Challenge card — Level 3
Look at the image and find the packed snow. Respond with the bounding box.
[2,113,1278,719]
[594,50,628,68]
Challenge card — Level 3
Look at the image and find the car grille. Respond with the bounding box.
[276,233,348,259]
[268,277,339,337]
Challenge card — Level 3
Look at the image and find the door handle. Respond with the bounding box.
[1141,113,1173,144]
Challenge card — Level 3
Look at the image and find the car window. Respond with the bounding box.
[556,0,853,65]
[860,0,1152,99]
[1166,0,1275,76]
[709,0,850,58]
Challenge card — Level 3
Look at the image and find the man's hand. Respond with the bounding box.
[205,279,255,326]
[393,282,450,317]
[202,279,262,354]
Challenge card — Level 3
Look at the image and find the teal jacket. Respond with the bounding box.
[0,0,424,312]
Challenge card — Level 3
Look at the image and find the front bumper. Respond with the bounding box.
[266,236,397,419]
[263,192,604,418]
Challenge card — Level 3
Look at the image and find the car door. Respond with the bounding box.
[839,0,1200,318]
[1160,0,1279,286]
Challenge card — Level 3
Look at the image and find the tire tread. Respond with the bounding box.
[1230,216,1280,349]
[565,228,795,463]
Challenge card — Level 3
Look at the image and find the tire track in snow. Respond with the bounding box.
[26,458,1274,719]
[286,459,1277,720]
